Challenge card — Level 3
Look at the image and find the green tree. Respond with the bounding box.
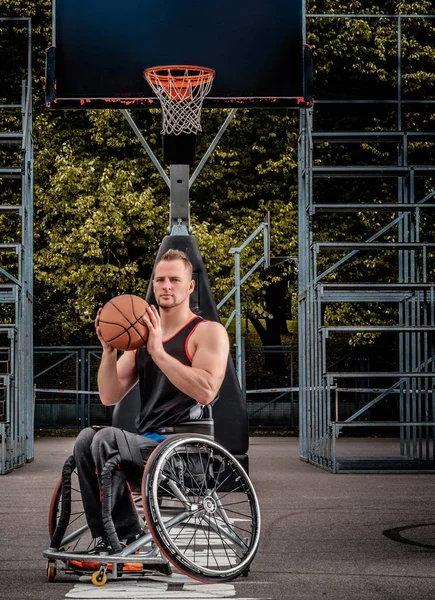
[1,0,434,352]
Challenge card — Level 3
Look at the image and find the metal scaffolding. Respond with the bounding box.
[0,18,34,474]
[299,13,435,472]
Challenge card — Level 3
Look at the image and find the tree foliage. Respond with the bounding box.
[1,0,434,347]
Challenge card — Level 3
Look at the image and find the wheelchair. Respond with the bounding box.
[43,416,261,586]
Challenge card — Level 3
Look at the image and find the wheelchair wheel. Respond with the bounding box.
[142,435,261,583]
[48,467,95,554]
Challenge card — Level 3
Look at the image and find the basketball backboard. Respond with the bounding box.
[46,0,307,109]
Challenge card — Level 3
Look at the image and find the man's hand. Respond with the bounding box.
[141,305,165,360]
[96,306,138,405]
[95,307,116,355]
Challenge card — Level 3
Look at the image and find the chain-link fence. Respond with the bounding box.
[244,345,299,429]
[34,343,409,431]
[34,347,111,429]
[34,344,301,430]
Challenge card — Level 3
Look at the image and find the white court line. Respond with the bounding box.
[66,576,233,598]
[65,572,266,599]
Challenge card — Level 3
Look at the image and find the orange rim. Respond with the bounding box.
[144,65,215,99]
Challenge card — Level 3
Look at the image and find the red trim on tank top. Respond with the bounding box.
[185,320,209,363]
[163,316,202,344]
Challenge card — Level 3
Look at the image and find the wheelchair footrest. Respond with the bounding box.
[67,559,172,576]
[43,548,169,565]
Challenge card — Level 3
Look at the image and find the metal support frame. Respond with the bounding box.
[121,108,238,235]
[299,13,435,473]
[0,18,34,474]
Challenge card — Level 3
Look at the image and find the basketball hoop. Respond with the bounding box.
[143,65,215,135]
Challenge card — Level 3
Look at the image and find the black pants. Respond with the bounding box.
[74,426,158,539]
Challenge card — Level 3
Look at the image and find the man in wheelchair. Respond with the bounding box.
[76,249,229,551]
[45,249,260,584]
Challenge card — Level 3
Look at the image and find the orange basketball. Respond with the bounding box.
[98,294,149,351]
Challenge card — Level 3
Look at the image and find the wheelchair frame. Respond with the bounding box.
[43,434,261,586]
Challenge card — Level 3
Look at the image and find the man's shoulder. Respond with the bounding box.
[196,319,227,333]
[193,319,229,344]
[188,319,229,363]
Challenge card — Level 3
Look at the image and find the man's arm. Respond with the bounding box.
[95,308,139,406]
[143,307,229,405]
[98,349,138,406]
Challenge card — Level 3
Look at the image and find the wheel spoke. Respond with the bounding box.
[217,499,252,508]
[197,446,209,496]
[205,512,249,552]
[67,512,86,527]
[170,513,195,544]
[165,456,193,502]
[217,506,253,522]
[197,513,220,568]
[212,513,235,566]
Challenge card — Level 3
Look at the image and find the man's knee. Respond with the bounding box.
[91,426,117,448]
[90,426,119,463]
[74,427,96,458]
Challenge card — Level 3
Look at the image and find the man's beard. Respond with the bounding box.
[157,296,181,309]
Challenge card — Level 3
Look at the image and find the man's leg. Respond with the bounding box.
[73,427,104,538]
[90,427,158,540]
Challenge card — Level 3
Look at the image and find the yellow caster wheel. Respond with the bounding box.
[91,570,108,586]
[47,564,56,582]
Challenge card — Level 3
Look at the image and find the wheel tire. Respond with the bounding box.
[48,468,92,551]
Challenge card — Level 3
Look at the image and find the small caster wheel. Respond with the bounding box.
[47,564,56,582]
[242,567,250,577]
[91,569,108,586]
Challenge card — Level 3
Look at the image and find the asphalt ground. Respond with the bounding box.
[1,436,435,600]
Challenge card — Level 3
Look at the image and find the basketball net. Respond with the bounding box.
[144,65,215,135]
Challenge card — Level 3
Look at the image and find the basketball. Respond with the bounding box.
[98,294,149,351]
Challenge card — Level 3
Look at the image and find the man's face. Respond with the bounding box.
[153,259,194,309]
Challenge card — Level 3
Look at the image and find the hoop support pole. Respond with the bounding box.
[170,164,190,234]
[121,110,170,188]
[189,109,238,187]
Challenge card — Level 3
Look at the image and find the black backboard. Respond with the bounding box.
[47,0,306,109]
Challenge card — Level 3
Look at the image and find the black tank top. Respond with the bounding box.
[135,316,206,434]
